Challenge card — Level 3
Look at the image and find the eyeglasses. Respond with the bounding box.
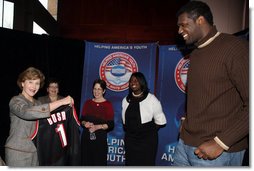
[93,88,103,91]
[49,86,59,89]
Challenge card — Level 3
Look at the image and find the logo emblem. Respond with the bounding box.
[174,56,190,93]
[99,52,138,91]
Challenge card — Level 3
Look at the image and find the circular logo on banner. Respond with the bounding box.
[99,52,138,92]
[174,56,190,93]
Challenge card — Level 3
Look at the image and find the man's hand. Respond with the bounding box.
[194,139,224,160]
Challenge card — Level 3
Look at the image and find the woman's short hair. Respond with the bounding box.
[17,67,45,90]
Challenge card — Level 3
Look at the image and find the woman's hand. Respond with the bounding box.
[88,124,103,133]
[49,95,74,112]
[61,95,74,105]
[82,121,94,129]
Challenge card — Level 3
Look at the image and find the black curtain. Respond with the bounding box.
[0,27,85,160]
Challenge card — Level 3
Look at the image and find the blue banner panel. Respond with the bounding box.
[80,41,157,166]
[156,45,191,165]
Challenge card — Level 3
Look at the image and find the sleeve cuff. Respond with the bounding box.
[214,136,229,150]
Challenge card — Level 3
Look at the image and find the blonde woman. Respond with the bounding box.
[5,67,73,166]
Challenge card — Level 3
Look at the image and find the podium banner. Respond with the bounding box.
[80,41,157,165]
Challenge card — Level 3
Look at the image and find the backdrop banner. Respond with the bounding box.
[155,45,191,165]
[80,41,157,165]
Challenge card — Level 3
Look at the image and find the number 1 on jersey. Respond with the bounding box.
[55,123,68,147]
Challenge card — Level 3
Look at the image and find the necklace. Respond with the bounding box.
[132,91,143,97]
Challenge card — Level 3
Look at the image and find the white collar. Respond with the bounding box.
[198,32,221,48]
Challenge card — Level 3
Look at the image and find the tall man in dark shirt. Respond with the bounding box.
[173,1,249,166]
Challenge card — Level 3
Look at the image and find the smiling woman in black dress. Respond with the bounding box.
[122,72,167,166]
